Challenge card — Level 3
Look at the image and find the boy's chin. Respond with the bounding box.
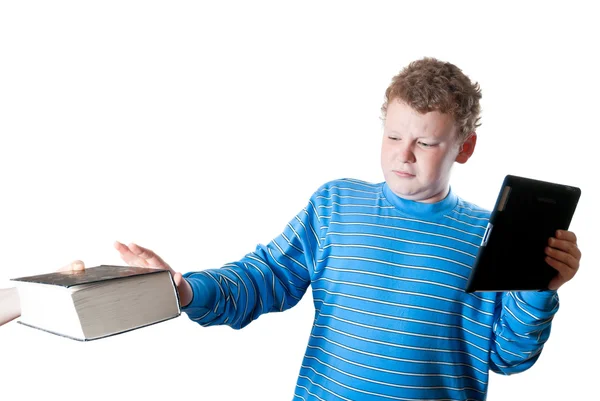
[387,183,444,203]
[387,184,421,200]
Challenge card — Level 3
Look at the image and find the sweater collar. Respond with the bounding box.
[382,183,458,218]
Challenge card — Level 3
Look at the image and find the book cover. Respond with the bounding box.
[11,265,168,288]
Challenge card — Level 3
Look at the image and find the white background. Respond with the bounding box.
[0,1,597,400]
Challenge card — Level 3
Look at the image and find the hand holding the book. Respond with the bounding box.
[546,230,581,290]
[113,241,193,307]
[0,287,20,326]
[57,260,86,272]
[1,261,87,327]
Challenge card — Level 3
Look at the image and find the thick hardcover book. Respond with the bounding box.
[11,265,181,341]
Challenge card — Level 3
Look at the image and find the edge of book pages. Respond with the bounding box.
[17,312,181,341]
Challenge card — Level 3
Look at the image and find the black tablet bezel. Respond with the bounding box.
[465,175,581,293]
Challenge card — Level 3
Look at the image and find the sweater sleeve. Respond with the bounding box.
[489,290,559,374]
[179,190,323,330]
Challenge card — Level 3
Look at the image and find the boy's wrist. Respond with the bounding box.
[518,290,559,310]
[179,277,194,307]
[181,272,218,312]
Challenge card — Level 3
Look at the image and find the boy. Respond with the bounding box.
[113,58,581,400]
[1,58,581,400]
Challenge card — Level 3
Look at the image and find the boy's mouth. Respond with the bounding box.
[393,170,415,178]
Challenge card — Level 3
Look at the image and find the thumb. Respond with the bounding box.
[58,260,86,272]
[71,260,85,271]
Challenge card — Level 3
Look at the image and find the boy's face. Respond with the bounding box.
[381,100,476,203]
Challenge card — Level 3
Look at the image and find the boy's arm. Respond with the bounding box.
[181,192,323,329]
[489,230,580,374]
[488,290,558,374]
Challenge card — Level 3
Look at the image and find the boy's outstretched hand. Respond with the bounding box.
[545,230,581,291]
[113,241,193,307]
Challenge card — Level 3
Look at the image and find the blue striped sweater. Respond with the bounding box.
[182,179,559,401]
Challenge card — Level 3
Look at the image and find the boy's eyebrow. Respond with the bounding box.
[386,130,434,138]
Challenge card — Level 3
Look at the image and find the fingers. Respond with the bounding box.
[546,255,577,291]
[114,241,149,267]
[57,260,86,272]
[128,243,170,269]
[549,235,580,255]
[113,241,171,270]
[556,229,577,243]
[545,245,580,270]
[545,230,581,291]
[547,232,582,267]
[545,254,576,277]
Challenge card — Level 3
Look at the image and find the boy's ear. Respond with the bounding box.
[456,132,477,164]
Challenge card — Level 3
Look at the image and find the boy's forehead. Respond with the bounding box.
[385,102,457,133]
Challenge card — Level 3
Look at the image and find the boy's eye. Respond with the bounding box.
[418,141,435,148]
[388,136,400,141]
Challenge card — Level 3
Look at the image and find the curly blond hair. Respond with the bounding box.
[381,57,482,141]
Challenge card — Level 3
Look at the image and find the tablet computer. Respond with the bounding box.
[465,175,581,292]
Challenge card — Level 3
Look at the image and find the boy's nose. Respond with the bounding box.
[397,143,416,163]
